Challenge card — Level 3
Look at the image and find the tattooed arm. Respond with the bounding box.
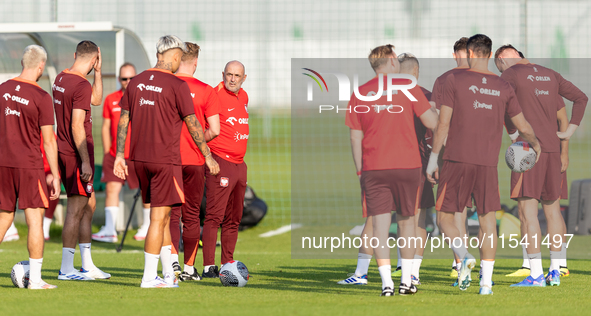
[183,114,220,175]
[113,109,130,179]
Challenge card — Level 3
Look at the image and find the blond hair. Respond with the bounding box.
[22,45,47,69]
[181,42,201,62]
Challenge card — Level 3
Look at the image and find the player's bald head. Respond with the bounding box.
[22,45,47,69]
[224,60,245,76]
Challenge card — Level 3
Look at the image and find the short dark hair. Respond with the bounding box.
[76,40,98,57]
[466,34,492,57]
[494,44,524,59]
[453,37,469,53]
[119,62,136,75]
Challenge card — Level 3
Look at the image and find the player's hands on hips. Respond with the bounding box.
[94,47,102,73]
[205,155,220,175]
[113,155,128,180]
[80,161,93,182]
[560,151,569,173]
[557,124,577,141]
[426,152,439,185]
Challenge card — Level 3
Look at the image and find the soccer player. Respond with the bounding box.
[92,62,151,243]
[170,42,221,281]
[54,40,111,281]
[426,34,541,295]
[0,45,60,289]
[396,52,435,285]
[341,44,437,296]
[431,37,472,279]
[201,60,249,279]
[114,35,219,288]
[495,44,587,286]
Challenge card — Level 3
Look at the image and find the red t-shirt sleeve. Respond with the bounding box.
[412,86,431,117]
[441,74,456,109]
[73,81,92,111]
[345,96,361,130]
[38,93,55,127]
[102,95,111,119]
[553,70,588,125]
[176,82,196,118]
[204,87,221,117]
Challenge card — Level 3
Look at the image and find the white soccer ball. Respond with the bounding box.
[219,260,249,287]
[505,141,537,173]
[11,261,30,288]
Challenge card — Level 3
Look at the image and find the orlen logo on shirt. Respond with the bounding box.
[137,83,163,93]
[139,97,155,106]
[52,84,65,93]
[535,89,550,96]
[226,117,248,126]
[233,132,249,142]
[527,75,551,82]
[468,85,500,96]
[2,93,30,105]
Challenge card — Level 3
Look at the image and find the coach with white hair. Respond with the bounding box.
[114,35,219,288]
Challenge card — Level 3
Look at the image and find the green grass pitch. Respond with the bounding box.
[1,223,591,315]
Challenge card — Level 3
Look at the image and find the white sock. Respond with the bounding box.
[104,206,119,233]
[171,253,179,264]
[528,252,543,278]
[142,252,160,282]
[400,259,413,286]
[142,208,151,228]
[451,240,468,259]
[396,248,402,268]
[452,259,457,269]
[29,258,43,284]
[411,255,423,279]
[550,251,561,271]
[204,264,215,271]
[160,245,173,276]
[60,247,75,273]
[184,265,195,274]
[43,217,52,239]
[378,265,394,289]
[521,244,530,269]
[79,243,97,271]
[481,260,494,287]
[354,253,372,277]
[560,243,567,268]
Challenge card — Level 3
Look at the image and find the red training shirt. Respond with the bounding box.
[176,74,221,166]
[208,82,249,164]
[102,89,132,158]
[0,78,54,169]
[431,67,468,109]
[345,75,431,171]
[53,69,94,157]
[119,68,195,165]
[441,70,522,167]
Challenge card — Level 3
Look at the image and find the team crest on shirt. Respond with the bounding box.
[482,77,487,84]
[150,75,154,80]
[533,67,538,72]
[86,183,93,194]
[220,177,229,187]
[15,85,20,91]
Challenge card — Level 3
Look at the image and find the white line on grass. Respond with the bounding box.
[259,224,302,238]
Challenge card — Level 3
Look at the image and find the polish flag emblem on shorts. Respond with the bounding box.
[220,177,229,187]
[86,183,93,194]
